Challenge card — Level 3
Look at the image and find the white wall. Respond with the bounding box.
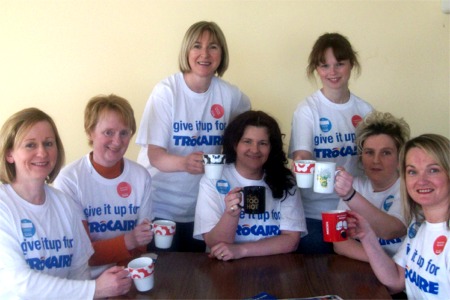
[1,0,449,164]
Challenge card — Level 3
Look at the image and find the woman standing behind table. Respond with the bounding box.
[0,108,131,299]
[194,111,307,261]
[54,94,153,279]
[348,134,450,298]
[333,111,410,262]
[289,32,373,254]
[136,21,251,252]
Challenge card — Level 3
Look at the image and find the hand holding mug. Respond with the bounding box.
[333,167,354,198]
[225,187,243,216]
[184,151,205,174]
[124,219,154,250]
[346,210,378,242]
[94,266,132,298]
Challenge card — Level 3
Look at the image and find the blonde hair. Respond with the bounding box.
[356,111,410,158]
[0,108,65,184]
[178,21,229,77]
[399,134,450,227]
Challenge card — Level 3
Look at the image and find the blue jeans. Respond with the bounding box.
[296,218,334,254]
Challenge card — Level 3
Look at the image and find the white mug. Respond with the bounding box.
[127,257,155,292]
[313,162,340,194]
[203,154,225,180]
[293,160,316,188]
[152,220,176,249]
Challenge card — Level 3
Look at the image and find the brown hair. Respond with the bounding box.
[306,32,360,80]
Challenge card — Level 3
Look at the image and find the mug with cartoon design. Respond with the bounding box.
[313,162,340,194]
[321,210,348,242]
[293,160,316,188]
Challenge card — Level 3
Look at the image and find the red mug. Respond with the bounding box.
[321,210,348,242]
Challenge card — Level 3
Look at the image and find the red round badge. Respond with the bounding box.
[117,182,132,198]
[211,104,224,119]
[433,235,447,255]
[351,115,363,128]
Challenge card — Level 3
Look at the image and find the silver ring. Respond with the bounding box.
[220,253,224,258]
[231,206,236,212]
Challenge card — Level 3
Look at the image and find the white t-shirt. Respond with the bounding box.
[394,220,450,299]
[289,90,373,219]
[54,154,153,278]
[0,184,95,299]
[337,177,405,256]
[193,164,307,242]
[136,72,251,222]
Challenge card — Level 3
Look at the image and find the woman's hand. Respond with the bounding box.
[334,167,355,199]
[224,187,243,217]
[347,210,377,242]
[94,266,132,298]
[124,219,154,250]
[183,151,205,174]
[209,242,243,261]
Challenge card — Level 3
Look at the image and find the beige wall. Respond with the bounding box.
[1,0,449,164]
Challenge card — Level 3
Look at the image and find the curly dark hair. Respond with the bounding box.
[222,110,295,200]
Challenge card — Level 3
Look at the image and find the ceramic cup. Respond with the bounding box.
[127,257,155,292]
[152,220,176,249]
[313,162,340,194]
[203,154,225,180]
[293,160,316,188]
[321,210,348,242]
[239,186,266,214]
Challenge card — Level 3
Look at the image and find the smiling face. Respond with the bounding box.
[405,147,450,217]
[6,121,57,184]
[89,110,132,167]
[361,134,400,191]
[235,126,271,179]
[316,47,352,93]
[187,30,222,79]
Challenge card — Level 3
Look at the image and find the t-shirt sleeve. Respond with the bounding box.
[193,176,225,240]
[136,83,173,149]
[289,101,314,156]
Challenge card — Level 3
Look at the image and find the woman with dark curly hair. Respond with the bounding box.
[194,111,307,261]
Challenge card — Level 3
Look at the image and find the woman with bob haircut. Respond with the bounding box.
[136,20,250,252]
[54,94,153,279]
[289,32,373,254]
[0,108,131,299]
[194,111,307,260]
[348,134,450,298]
[333,111,410,262]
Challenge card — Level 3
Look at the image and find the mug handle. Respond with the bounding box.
[237,189,244,209]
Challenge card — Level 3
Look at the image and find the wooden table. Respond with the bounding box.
[116,252,391,299]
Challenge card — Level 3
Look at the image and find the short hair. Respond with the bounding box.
[356,111,410,158]
[399,134,450,227]
[84,94,136,146]
[306,32,361,80]
[0,108,65,184]
[178,21,229,77]
[223,110,295,199]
